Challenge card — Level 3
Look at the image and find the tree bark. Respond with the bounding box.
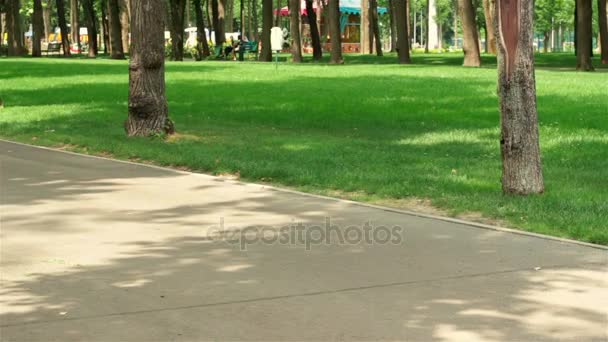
[305,0,322,60]
[101,0,109,54]
[108,0,124,58]
[259,0,272,60]
[43,0,52,41]
[252,0,258,40]
[81,0,98,56]
[226,0,233,31]
[70,0,80,51]
[6,0,24,56]
[395,0,410,63]
[388,0,396,52]
[193,0,211,59]
[170,0,186,61]
[361,0,370,54]
[120,0,129,53]
[56,0,72,55]
[275,0,281,26]
[370,0,382,56]
[496,0,544,195]
[576,0,594,70]
[482,0,496,54]
[328,0,343,63]
[458,0,480,66]
[32,0,44,56]
[598,0,608,64]
[127,0,173,136]
[288,0,302,62]
[211,0,226,45]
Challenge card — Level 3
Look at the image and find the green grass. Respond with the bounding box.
[1,53,607,244]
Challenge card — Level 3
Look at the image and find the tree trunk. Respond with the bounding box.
[43,0,52,41]
[576,0,594,70]
[395,0,410,63]
[193,0,211,59]
[127,0,173,136]
[252,0,258,40]
[328,0,343,63]
[288,0,302,62]
[361,0,370,54]
[259,0,272,60]
[170,0,186,61]
[305,0,321,60]
[388,0,396,52]
[108,0,124,58]
[101,0,109,54]
[56,0,72,55]
[32,0,44,56]
[6,0,24,56]
[120,0,129,53]
[226,0,233,32]
[496,0,544,195]
[458,0,480,66]
[211,0,226,46]
[543,31,549,53]
[82,0,98,56]
[482,0,495,54]
[370,0,382,56]
[598,0,608,64]
[70,0,80,51]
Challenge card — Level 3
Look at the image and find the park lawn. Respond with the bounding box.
[0,53,607,244]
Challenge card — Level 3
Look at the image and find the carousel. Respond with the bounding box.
[275,0,387,53]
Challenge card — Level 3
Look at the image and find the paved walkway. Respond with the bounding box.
[1,140,606,341]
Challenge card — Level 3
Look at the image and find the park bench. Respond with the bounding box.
[44,43,62,55]
[241,41,258,60]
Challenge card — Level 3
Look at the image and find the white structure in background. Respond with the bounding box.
[427,0,439,50]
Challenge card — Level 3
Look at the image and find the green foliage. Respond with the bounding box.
[0,54,606,244]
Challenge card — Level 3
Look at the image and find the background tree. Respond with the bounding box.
[395,0,410,63]
[6,0,24,56]
[101,0,109,53]
[599,0,607,63]
[305,0,322,60]
[169,0,186,61]
[482,0,495,53]
[193,0,211,59]
[70,0,80,51]
[127,0,173,136]
[361,0,369,53]
[211,0,226,48]
[576,0,594,70]
[496,0,544,194]
[81,0,98,56]
[43,0,52,40]
[56,0,71,55]
[288,0,302,62]
[458,0,480,66]
[108,0,124,58]
[258,0,271,60]
[328,0,343,63]
[120,0,129,53]
[370,0,382,55]
[32,0,44,56]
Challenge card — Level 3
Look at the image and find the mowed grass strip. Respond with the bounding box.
[1,53,606,244]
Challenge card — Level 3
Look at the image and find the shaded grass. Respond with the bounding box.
[1,53,607,244]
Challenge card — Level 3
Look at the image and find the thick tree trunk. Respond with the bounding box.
[32,0,44,56]
[458,0,480,66]
[598,0,608,63]
[482,0,496,54]
[259,0,272,60]
[395,0,410,63]
[56,0,72,56]
[70,0,80,51]
[120,0,129,53]
[328,0,343,63]
[170,0,186,61]
[388,0,396,52]
[43,0,52,41]
[108,0,125,58]
[305,0,322,60]
[496,0,544,195]
[211,0,226,46]
[101,0,109,54]
[193,0,211,59]
[370,0,382,56]
[6,0,24,56]
[361,0,370,54]
[288,0,302,62]
[82,0,98,56]
[576,0,594,70]
[127,0,173,136]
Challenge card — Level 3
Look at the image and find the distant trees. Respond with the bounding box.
[576,0,594,70]
[288,0,302,62]
[193,0,211,59]
[169,0,187,61]
[56,0,71,56]
[458,0,480,66]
